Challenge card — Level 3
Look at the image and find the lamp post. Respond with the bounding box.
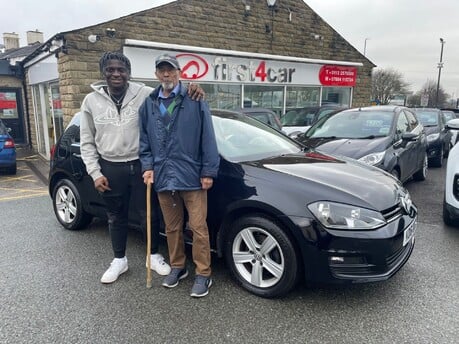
[363,38,370,57]
[436,38,445,107]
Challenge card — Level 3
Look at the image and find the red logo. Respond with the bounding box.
[176,53,209,80]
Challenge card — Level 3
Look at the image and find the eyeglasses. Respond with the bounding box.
[104,67,129,74]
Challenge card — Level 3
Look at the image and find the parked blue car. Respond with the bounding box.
[0,118,17,174]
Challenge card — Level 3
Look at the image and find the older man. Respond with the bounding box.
[139,54,219,297]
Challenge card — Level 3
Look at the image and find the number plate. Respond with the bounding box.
[403,220,416,246]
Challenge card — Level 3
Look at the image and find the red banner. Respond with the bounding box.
[319,65,357,86]
[0,100,17,109]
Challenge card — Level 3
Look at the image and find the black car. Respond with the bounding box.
[237,107,282,131]
[281,104,347,137]
[412,108,452,167]
[297,106,428,183]
[49,109,416,298]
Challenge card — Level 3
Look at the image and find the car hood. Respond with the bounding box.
[244,151,403,212]
[301,137,389,159]
[423,126,440,135]
[282,126,309,135]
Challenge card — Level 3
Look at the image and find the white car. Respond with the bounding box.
[443,118,459,226]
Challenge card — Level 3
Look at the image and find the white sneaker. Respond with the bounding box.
[146,253,171,276]
[101,257,128,284]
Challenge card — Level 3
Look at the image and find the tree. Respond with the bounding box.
[407,80,448,107]
[371,68,410,105]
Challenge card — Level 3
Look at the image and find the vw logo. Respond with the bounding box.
[400,192,416,217]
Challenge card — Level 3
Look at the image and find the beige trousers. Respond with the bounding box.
[157,189,211,277]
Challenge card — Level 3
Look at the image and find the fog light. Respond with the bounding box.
[330,256,344,263]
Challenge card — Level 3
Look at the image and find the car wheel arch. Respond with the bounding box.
[51,177,93,230]
[222,212,301,298]
[216,202,301,257]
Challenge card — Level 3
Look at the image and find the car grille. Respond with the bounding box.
[381,203,403,222]
[330,239,414,279]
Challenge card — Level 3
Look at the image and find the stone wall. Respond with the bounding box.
[27,0,374,148]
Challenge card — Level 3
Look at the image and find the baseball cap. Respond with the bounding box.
[155,54,180,70]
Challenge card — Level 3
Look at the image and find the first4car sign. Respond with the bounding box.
[125,46,358,87]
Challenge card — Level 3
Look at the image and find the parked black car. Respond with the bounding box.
[281,104,347,137]
[297,105,428,183]
[49,109,416,298]
[237,107,283,131]
[412,108,452,167]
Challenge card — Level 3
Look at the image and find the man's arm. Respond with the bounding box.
[187,83,205,101]
[199,100,220,182]
[80,100,103,181]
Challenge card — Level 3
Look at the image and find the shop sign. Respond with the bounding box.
[125,46,358,87]
[319,65,357,86]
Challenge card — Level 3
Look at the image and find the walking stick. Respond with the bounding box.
[146,182,152,288]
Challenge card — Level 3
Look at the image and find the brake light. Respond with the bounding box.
[50,144,56,159]
[4,138,14,148]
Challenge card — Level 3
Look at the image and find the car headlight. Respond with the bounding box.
[427,133,440,142]
[307,201,386,230]
[358,151,385,166]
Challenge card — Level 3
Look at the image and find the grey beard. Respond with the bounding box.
[161,82,175,91]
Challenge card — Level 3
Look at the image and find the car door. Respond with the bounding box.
[439,111,452,152]
[394,110,419,181]
[405,109,426,172]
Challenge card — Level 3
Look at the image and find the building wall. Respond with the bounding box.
[28,0,374,149]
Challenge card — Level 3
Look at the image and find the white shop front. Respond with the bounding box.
[124,39,363,116]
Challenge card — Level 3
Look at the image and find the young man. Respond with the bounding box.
[139,54,219,297]
[80,51,204,284]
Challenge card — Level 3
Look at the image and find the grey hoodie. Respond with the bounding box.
[80,81,153,181]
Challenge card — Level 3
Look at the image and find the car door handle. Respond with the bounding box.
[72,153,81,158]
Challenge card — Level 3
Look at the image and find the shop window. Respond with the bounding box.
[0,89,25,143]
[244,85,284,116]
[322,87,351,106]
[285,86,320,114]
[201,84,241,110]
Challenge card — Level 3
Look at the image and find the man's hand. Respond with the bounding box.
[188,83,205,101]
[143,170,154,185]
[94,176,111,192]
[201,177,213,190]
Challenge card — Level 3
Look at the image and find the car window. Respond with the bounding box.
[403,110,418,131]
[416,110,439,126]
[212,115,301,162]
[282,108,317,126]
[396,112,410,135]
[442,111,455,122]
[306,110,393,139]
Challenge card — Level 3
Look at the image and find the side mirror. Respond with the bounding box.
[446,118,459,130]
[401,132,417,141]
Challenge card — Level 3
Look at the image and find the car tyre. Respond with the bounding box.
[430,147,443,167]
[412,153,427,181]
[52,178,92,230]
[442,197,459,227]
[8,163,17,175]
[224,215,298,298]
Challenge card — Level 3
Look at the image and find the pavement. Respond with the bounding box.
[16,146,50,185]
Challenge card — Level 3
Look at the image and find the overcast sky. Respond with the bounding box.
[2,0,458,98]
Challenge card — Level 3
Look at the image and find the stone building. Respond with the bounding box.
[4,0,375,159]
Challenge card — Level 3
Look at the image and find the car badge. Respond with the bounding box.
[400,192,416,217]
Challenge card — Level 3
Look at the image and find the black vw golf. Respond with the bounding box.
[49,109,416,298]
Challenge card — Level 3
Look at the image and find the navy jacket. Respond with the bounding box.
[139,83,220,192]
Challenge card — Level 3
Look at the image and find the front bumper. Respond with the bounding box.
[296,213,416,284]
